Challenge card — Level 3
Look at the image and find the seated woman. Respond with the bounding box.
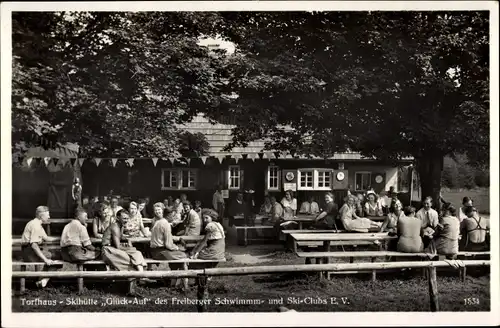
[312,192,339,230]
[434,205,460,259]
[92,203,115,238]
[339,195,382,232]
[281,190,298,221]
[460,206,490,251]
[381,201,404,233]
[194,200,202,217]
[151,202,165,228]
[189,209,226,261]
[364,192,384,217]
[260,196,273,216]
[174,201,202,237]
[122,201,150,238]
[396,211,424,253]
[458,197,474,222]
[101,209,147,272]
[262,196,284,226]
[404,206,416,217]
[355,193,365,216]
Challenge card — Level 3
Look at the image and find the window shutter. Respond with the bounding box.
[221,169,229,189]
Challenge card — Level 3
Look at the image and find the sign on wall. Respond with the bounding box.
[283,183,297,192]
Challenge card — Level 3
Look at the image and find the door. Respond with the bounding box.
[47,169,73,217]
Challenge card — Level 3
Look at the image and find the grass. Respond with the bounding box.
[11,254,490,312]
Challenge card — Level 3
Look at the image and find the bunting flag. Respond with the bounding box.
[261,153,267,159]
[126,158,135,167]
[58,158,67,167]
[267,152,275,159]
[43,157,51,166]
[151,158,159,167]
[78,158,85,167]
[52,158,59,166]
[185,158,191,165]
[168,158,176,165]
[26,157,33,167]
[111,158,118,167]
[94,158,102,167]
[216,156,223,164]
[247,154,255,161]
[200,156,208,164]
[234,154,242,163]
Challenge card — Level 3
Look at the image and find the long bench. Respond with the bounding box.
[296,251,490,281]
[12,258,226,294]
[290,232,395,253]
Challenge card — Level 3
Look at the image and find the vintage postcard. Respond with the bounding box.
[1,1,498,327]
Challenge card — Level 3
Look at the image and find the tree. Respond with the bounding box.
[177,131,210,158]
[201,12,489,208]
[12,12,227,157]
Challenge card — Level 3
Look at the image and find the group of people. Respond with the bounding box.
[20,198,226,289]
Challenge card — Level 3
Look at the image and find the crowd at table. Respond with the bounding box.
[18,185,489,289]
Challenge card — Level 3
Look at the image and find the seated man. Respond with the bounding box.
[415,196,439,250]
[228,192,247,227]
[174,201,202,237]
[460,206,490,251]
[299,196,320,215]
[60,209,99,263]
[20,205,59,288]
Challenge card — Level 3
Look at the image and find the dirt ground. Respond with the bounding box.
[11,243,490,313]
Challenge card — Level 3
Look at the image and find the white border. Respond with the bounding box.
[1,1,499,327]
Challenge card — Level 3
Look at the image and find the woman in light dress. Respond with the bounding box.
[280,190,297,221]
[364,192,384,217]
[339,195,382,232]
[396,208,424,253]
[190,209,226,260]
[122,201,150,238]
[260,196,273,216]
[92,203,115,238]
[381,200,405,250]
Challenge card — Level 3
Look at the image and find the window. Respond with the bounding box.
[161,169,197,190]
[267,166,280,190]
[228,165,241,190]
[355,172,371,191]
[298,169,333,190]
[317,170,332,189]
[298,170,314,189]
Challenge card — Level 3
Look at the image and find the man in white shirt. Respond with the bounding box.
[299,197,320,214]
[60,209,99,263]
[416,196,439,249]
[212,185,225,219]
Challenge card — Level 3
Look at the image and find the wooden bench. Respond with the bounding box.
[12,258,226,293]
[296,251,490,281]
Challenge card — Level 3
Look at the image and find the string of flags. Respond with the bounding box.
[12,151,316,168]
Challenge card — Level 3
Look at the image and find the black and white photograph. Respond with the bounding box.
[1,1,498,326]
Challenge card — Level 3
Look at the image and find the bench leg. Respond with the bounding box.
[196,276,209,313]
[77,264,84,294]
[183,263,189,291]
[129,279,136,295]
[349,257,354,264]
[244,228,248,246]
[20,265,26,294]
[371,257,376,282]
[461,267,467,282]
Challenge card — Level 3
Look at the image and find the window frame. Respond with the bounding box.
[161,168,198,190]
[297,169,315,190]
[315,169,333,191]
[297,168,334,191]
[267,165,281,191]
[228,165,241,190]
[354,171,372,192]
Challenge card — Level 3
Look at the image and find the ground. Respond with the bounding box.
[11,244,490,313]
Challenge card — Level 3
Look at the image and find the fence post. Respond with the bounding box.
[20,265,26,294]
[77,264,84,294]
[427,266,439,312]
[196,275,209,312]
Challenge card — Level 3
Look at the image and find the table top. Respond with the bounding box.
[290,232,396,241]
[366,216,387,222]
[12,235,203,245]
[13,218,153,224]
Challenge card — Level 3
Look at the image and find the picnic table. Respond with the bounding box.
[285,214,317,229]
[289,232,396,253]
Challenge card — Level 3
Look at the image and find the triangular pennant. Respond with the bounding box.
[186,158,191,165]
[168,158,176,165]
[111,158,118,167]
[94,158,102,167]
[126,158,135,167]
[200,156,207,164]
[261,153,267,159]
[152,158,159,167]
[216,156,223,164]
[26,157,33,167]
[78,158,85,167]
[234,154,242,163]
[43,157,51,166]
[266,152,274,159]
[52,158,59,166]
[58,158,67,167]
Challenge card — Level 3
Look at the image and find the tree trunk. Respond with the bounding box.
[415,154,444,212]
